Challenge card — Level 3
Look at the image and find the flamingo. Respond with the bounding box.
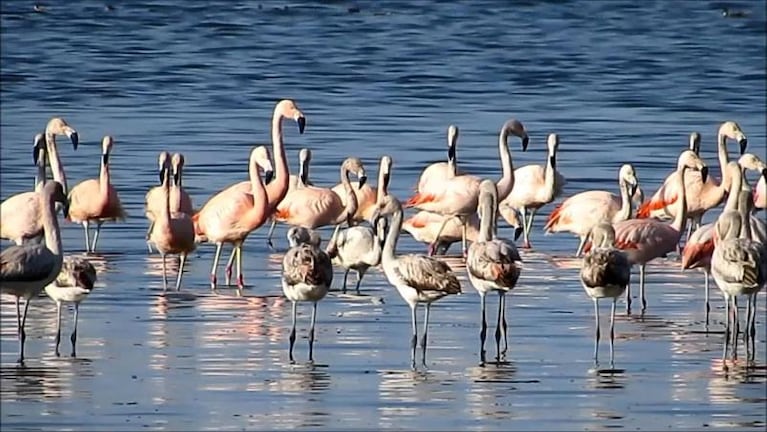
[579,221,631,369]
[332,155,394,223]
[44,256,97,357]
[281,231,333,363]
[194,99,306,286]
[755,176,766,212]
[2,117,80,244]
[602,150,708,314]
[739,153,767,214]
[193,146,274,290]
[68,136,127,254]
[326,215,387,295]
[711,210,766,365]
[1,181,68,363]
[405,119,529,256]
[413,124,463,197]
[466,180,522,365]
[544,163,639,256]
[500,132,566,249]
[372,194,462,369]
[265,148,315,249]
[148,153,196,292]
[272,157,366,233]
[145,152,194,252]
[637,121,748,239]
[286,226,321,248]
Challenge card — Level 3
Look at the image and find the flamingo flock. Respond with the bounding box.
[1,104,764,372]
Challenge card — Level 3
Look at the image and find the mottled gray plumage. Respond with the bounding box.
[1,244,58,283]
[580,248,631,290]
[287,226,321,248]
[467,239,521,288]
[282,243,333,289]
[55,256,98,291]
[393,254,461,295]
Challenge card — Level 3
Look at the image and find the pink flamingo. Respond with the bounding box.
[755,176,766,212]
[195,99,306,286]
[637,121,748,239]
[331,155,393,222]
[738,153,767,213]
[148,152,196,291]
[544,164,639,256]
[272,157,365,232]
[598,150,708,314]
[500,133,566,249]
[2,117,79,244]
[145,152,195,252]
[192,146,273,290]
[67,136,127,253]
[414,125,463,196]
[265,148,314,249]
[405,119,528,255]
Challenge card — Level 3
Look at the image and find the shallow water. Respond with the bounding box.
[1,0,766,430]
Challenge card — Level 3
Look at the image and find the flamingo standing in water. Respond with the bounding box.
[332,155,394,223]
[2,117,80,244]
[500,133,566,249]
[1,181,68,363]
[193,147,274,290]
[637,121,748,240]
[44,256,97,357]
[194,99,306,287]
[145,152,194,253]
[272,157,366,233]
[265,148,314,249]
[406,119,529,256]
[148,152,196,291]
[544,164,639,256]
[412,124,462,198]
[68,136,127,254]
[603,150,708,314]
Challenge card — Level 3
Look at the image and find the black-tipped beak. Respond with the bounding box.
[61,202,70,219]
[70,132,79,150]
[700,166,709,183]
[358,175,367,189]
[371,209,381,227]
[629,183,638,198]
[33,145,41,164]
[173,171,180,186]
[522,136,529,151]
[102,153,109,165]
[297,116,306,134]
[447,145,456,163]
[514,227,523,241]
[739,138,748,155]
[762,168,767,182]
[264,170,274,184]
[158,167,166,184]
[383,172,391,192]
[549,154,556,170]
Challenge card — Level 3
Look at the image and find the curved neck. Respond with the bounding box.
[738,191,752,240]
[382,208,403,264]
[35,158,46,192]
[266,110,289,210]
[41,195,62,256]
[724,166,742,212]
[447,134,458,177]
[494,132,515,200]
[615,180,632,221]
[161,173,172,224]
[671,166,689,232]
[478,199,494,242]
[99,153,110,202]
[337,166,358,224]
[171,168,183,213]
[299,156,310,187]
[45,132,67,194]
[542,146,557,202]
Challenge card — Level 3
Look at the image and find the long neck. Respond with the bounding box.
[724,166,742,212]
[99,153,110,203]
[542,147,557,202]
[41,195,62,256]
[250,164,267,207]
[494,132,515,200]
[382,208,403,264]
[615,181,632,221]
[336,167,358,224]
[738,190,752,240]
[266,111,288,210]
[34,158,46,192]
[298,157,309,187]
[478,200,493,242]
[376,167,388,204]
[716,134,729,185]
[171,168,183,213]
[447,135,457,177]
[45,132,67,194]
[161,175,171,224]
[671,166,688,232]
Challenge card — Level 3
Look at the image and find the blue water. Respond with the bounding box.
[1,1,766,430]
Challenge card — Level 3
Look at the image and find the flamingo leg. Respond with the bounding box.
[235,243,244,289]
[722,294,731,368]
[429,216,454,256]
[342,269,350,294]
[609,299,617,369]
[289,301,297,363]
[575,235,587,257]
[82,220,91,253]
[70,303,79,357]
[704,269,710,331]
[91,221,103,253]
[744,293,751,347]
[308,301,317,363]
[500,291,508,356]
[461,216,468,257]
[224,248,235,286]
[732,296,739,360]
[421,303,430,368]
[161,253,168,292]
[410,304,418,370]
[54,301,62,357]
[146,222,155,254]
[354,269,364,295]
[176,253,187,291]
[18,298,30,364]
[210,243,223,289]
[525,208,537,239]
[266,219,278,250]
[495,293,503,362]
[520,207,530,248]
[593,298,600,367]
[625,274,632,315]
[639,264,647,313]
[479,293,487,366]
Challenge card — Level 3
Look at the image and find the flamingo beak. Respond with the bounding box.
[173,170,180,186]
[549,154,557,170]
[700,166,709,183]
[159,166,166,184]
[102,153,109,165]
[297,116,306,134]
[264,170,274,184]
[33,145,41,164]
[629,182,638,197]
[522,135,529,151]
[383,172,391,194]
[738,137,748,155]
[358,175,367,189]
[514,227,523,241]
[61,200,70,219]
[448,145,456,163]
[68,131,79,150]
[761,168,767,182]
